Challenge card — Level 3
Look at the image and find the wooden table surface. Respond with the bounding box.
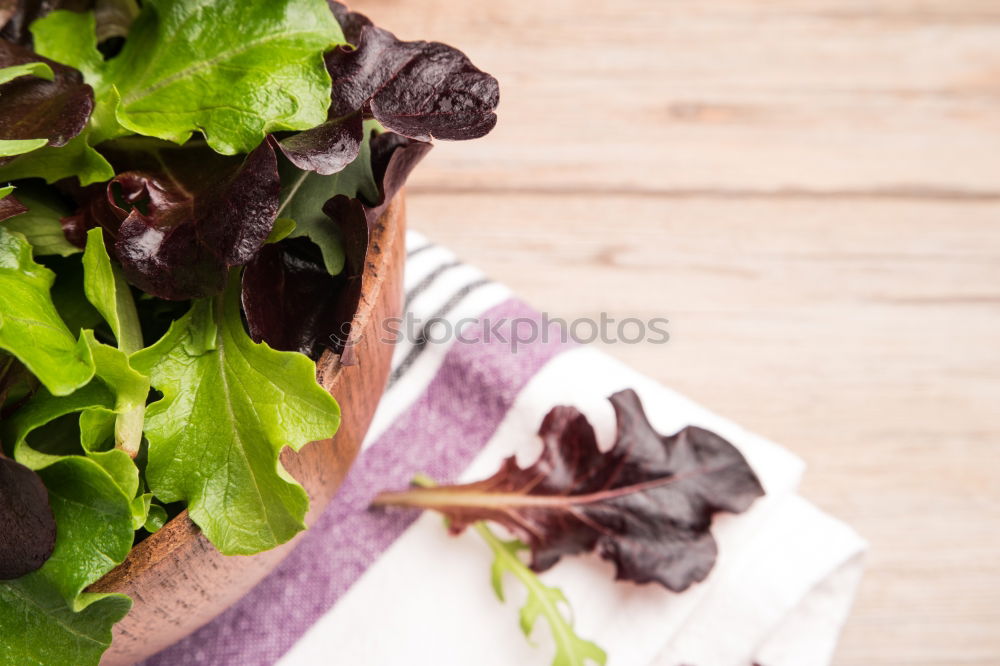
[356,2,1000,663]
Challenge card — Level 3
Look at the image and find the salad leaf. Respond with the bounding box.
[275,117,380,276]
[131,275,341,554]
[0,39,94,162]
[374,390,765,591]
[277,111,363,177]
[327,2,499,142]
[0,186,79,256]
[243,131,430,358]
[2,330,148,469]
[0,59,52,84]
[82,227,145,454]
[476,522,606,666]
[0,456,133,666]
[0,455,56,580]
[0,132,114,185]
[0,136,48,157]
[30,9,128,145]
[65,138,281,300]
[0,0,92,45]
[0,226,95,396]
[107,0,343,154]
[367,130,433,222]
[0,184,27,220]
[242,194,368,358]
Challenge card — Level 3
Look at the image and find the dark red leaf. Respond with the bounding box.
[373,389,765,591]
[365,130,431,223]
[326,1,499,142]
[0,455,56,580]
[277,111,363,176]
[241,132,427,360]
[242,194,368,359]
[63,139,280,300]
[0,191,27,221]
[0,39,94,164]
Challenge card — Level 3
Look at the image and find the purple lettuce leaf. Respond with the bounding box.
[62,139,280,300]
[277,111,363,176]
[326,1,499,143]
[0,455,56,580]
[0,39,93,164]
[0,192,27,221]
[242,194,368,360]
[374,390,766,591]
[242,131,429,360]
[366,130,431,223]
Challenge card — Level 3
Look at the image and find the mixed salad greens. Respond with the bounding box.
[0,0,497,662]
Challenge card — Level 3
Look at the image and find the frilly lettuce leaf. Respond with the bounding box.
[132,274,341,554]
[0,226,95,396]
[107,0,343,154]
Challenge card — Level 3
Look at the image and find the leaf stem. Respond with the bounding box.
[112,264,145,458]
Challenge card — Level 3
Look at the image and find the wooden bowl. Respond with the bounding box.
[90,196,407,665]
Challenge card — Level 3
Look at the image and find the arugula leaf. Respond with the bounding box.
[0,185,79,257]
[0,456,56,580]
[107,0,343,154]
[0,226,95,396]
[0,456,133,666]
[375,390,765,591]
[132,273,341,554]
[476,523,606,666]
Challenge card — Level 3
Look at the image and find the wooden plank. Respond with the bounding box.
[354,0,1000,194]
[404,191,1000,665]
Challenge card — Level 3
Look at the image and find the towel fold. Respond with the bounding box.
[145,231,866,666]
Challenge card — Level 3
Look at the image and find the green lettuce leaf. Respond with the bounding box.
[0,61,54,85]
[2,330,148,469]
[82,227,147,456]
[0,133,115,186]
[132,273,341,554]
[107,0,343,154]
[0,226,95,396]
[0,186,79,257]
[0,456,133,666]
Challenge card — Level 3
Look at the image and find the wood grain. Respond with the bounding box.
[353,1,1000,663]
[90,197,407,665]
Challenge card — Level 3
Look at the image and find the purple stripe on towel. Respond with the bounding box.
[144,298,572,666]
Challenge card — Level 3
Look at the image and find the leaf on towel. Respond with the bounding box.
[374,389,765,591]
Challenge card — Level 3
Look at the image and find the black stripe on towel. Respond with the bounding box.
[387,277,493,388]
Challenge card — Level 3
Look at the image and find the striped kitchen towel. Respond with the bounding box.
[144,231,866,666]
